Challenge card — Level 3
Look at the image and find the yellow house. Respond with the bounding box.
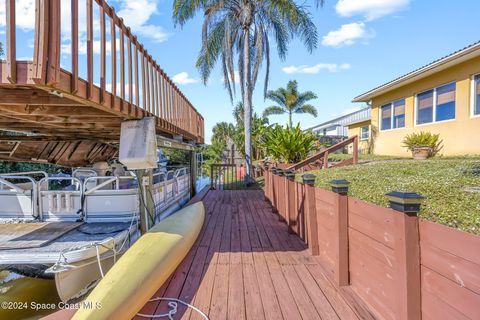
[352,41,480,156]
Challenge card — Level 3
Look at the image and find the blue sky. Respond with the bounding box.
[0,0,479,143]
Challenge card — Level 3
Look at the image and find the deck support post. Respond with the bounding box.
[387,191,423,320]
[189,148,197,196]
[331,180,350,287]
[303,174,319,256]
[137,169,155,234]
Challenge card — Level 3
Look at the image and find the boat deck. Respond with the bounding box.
[134,190,374,320]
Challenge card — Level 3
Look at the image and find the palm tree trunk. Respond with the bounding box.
[289,111,292,127]
[243,29,253,184]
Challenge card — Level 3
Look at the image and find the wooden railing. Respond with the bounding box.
[287,135,358,172]
[2,0,204,143]
[264,169,480,320]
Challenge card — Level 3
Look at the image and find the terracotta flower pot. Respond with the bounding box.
[412,147,432,160]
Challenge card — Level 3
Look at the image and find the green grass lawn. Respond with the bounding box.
[327,153,408,162]
[300,158,480,235]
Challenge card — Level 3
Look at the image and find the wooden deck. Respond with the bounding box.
[134,190,373,320]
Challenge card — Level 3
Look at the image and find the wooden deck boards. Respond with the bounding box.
[139,190,370,320]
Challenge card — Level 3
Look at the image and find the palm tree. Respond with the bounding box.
[173,0,321,183]
[212,122,235,144]
[231,102,269,160]
[264,80,318,127]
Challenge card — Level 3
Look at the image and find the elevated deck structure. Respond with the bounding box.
[0,0,204,165]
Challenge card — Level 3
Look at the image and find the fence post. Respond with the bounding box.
[271,168,279,214]
[263,167,270,202]
[330,180,350,287]
[386,191,423,320]
[302,174,319,256]
[285,170,296,233]
[276,169,286,221]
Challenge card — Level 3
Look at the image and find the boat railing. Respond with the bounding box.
[0,167,191,222]
[166,170,175,180]
[0,176,38,220]
[151,168,190,215]
[153,172,167,185]
[0,171,49,180]
[82,176,139,223]
[38,177,83,221]
[72,169,98,178]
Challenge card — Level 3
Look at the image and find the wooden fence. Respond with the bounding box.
[264,169,480,320]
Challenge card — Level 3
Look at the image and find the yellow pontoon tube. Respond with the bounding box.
[72,202,205,320]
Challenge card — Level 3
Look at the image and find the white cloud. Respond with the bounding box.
[336,0,409,21]
[282,63,351,74]
[322,22,375,48]
[172,72,198,85]
[116,0,169,43]
[0,0,35,30]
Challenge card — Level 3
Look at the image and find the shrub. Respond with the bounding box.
[260,124,317,163]
[402,131,443,157]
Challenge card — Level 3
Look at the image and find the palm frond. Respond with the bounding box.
[293,91,317,109]
[265,89,287,107]
[295,104,318,117]
[262,106,286,118]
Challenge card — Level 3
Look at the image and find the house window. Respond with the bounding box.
[417,90,434,124]
[393,99,406,128]
[381,104,392,130]
[416,83,456,125]
[436,83,456,121]
[474,74,480,116]
[360,125,369,140]
[380,99,405,130]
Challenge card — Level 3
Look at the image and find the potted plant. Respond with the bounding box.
[402,132,443,160]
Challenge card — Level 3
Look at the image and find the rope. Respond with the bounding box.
[95,244,104,278]
[136,297,209,320]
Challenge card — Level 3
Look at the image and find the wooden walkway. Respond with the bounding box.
[134,190,372,320]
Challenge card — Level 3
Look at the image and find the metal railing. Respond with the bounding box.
[210,164,246,190]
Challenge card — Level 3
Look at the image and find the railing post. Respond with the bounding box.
[386,191,423,320]
[302,174,319,256]
[330,179,350,287]
[32,0,50,84]
[6,0,16,83]
[353,135,359,165]
[285,170,296,233]
[46,0,61,85]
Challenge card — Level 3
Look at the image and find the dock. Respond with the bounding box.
[134,190,374,319]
